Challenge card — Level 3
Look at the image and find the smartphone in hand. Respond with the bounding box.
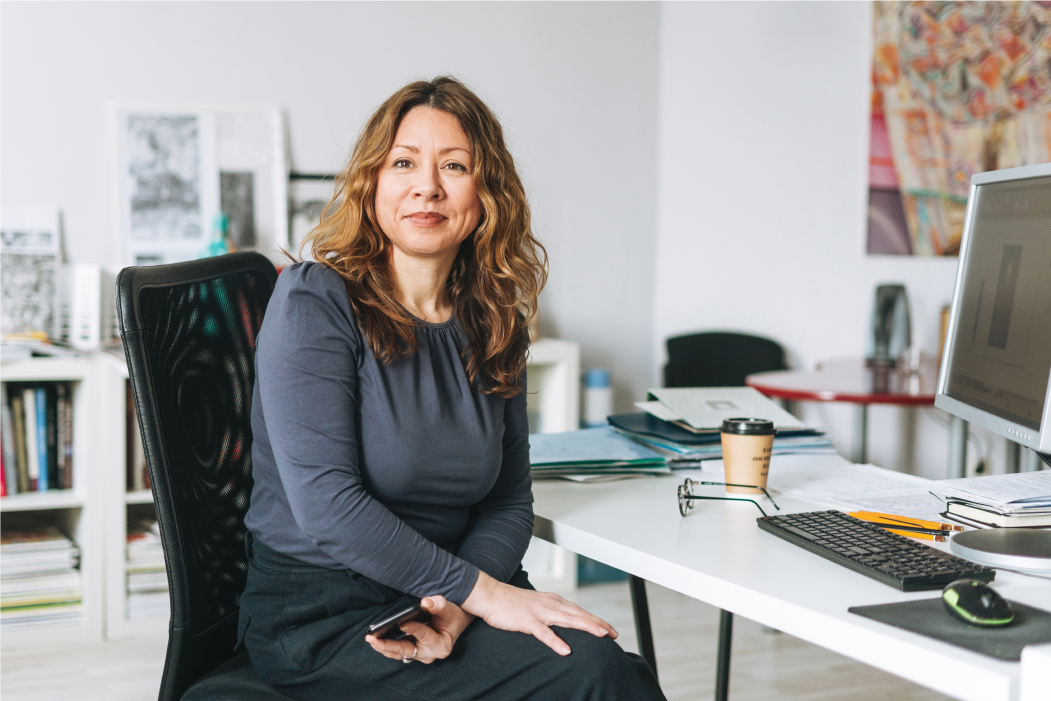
[367,602,433,640]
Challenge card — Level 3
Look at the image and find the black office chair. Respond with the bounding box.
[664,330,788,701]
[117,252,294,701]
[664,331,787,388]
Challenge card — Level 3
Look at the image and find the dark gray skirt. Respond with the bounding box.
[238,533,665,701]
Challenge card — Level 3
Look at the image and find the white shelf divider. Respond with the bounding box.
[99,356,169,639]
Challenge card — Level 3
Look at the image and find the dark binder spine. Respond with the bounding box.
[63,385,73,489]
[46,385,58,491]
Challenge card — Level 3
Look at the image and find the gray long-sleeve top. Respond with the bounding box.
[244,262,534,605]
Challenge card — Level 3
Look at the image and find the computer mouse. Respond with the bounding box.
[941,579,1014,627]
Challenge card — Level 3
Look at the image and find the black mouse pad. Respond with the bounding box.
[848,598,1051,661]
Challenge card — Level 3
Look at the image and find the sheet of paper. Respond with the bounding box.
[634,400,683,422]
[766,459,947,520]
[646,387,805,430]
[936,471,1051,508]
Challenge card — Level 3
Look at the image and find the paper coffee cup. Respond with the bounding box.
[720,418,775,495]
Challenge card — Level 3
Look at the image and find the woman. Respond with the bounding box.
[238,76,665,701]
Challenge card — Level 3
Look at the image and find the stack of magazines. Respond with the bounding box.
[938,472,1051,528]
[126,517,169,619]
[529,427,669,481]
[0,526,82,629]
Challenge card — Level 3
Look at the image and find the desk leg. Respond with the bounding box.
[853,405,868,464]
[949,416,968,479]
[629,575,658,682]
[715,610,733,701]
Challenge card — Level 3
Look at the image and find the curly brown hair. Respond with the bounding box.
[302,76,547,397]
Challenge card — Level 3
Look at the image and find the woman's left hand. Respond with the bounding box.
[365,596,474,664]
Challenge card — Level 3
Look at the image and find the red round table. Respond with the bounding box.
[746,358,942,466]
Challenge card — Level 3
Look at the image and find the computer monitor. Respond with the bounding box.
[935,162,1051,462]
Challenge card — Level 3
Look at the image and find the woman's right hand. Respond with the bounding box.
[461,571,619,656]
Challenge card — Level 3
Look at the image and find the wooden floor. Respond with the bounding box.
[1,581,951,701]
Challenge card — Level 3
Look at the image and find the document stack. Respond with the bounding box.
[938,472,1051,529]
[529,427,669,481]
[610,387,834,467]
[126,517,169,619]
[0,526,83,629]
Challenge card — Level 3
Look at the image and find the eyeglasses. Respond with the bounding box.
[677,477,781,518]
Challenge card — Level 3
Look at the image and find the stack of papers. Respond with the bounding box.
[610,410,834,468]
[126,518,169,619]
[529,427,670,480]
[639,387,805,433]
[0,526,83,629]
[935,472,1051,528]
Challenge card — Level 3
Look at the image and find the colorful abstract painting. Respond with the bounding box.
[868,1,1051,256]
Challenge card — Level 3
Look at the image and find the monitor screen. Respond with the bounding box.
[944,175,1051,432]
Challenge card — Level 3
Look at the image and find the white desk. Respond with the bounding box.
[530,455,1051,701]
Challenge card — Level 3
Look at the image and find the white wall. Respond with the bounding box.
[0,1,660,411]
[654,2,1003,478]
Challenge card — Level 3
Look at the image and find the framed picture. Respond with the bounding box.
[112,105,288,265]
[867,1,1051,256]
[288,175,337,260]
[1,207,61,338]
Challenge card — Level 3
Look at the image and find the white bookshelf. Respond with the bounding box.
[0,357,105,647]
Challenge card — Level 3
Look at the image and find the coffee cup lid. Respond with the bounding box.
[720,418,776,435]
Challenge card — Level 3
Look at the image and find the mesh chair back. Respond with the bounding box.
[664,332,787,388]
[117,252,277,701]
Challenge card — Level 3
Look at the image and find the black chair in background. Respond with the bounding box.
[664,331,787,388]
[664,330,789,701]
[117,252,293,701]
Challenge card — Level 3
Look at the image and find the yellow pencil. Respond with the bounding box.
[884,528,946,542]
[849,511,963,531]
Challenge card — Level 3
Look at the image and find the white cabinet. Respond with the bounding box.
[1,358,105,647]
[522,339,580,595]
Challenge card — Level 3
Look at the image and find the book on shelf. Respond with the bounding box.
[1,526,83,629]
[36,386,48,491]
[1,384,15,493]
[126,381,149,492]
[9,392,29,492]
[23,388,40,490]
[1,381,74,495]
[127,517,167,619]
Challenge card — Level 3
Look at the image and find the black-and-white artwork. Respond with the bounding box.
[0,208,60,338]
[127,114,203,240]
[220,171,256,247]
[289,177,336,259]
[116,106,287,265]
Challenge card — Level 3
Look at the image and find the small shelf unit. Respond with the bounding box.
[0,357,105,647]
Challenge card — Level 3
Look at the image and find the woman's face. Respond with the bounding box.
[375,106,482,262]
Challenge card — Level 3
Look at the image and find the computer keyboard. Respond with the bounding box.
[757,510,996,591]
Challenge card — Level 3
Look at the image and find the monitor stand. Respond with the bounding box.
[950,529,1051,574]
